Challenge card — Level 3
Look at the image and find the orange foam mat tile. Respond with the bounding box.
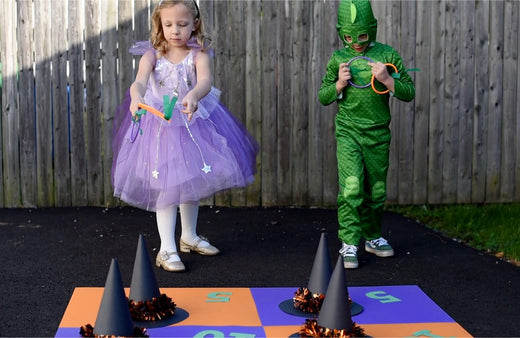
[361,322,473,337]
[59,287,261,328]
[263,323,473,338]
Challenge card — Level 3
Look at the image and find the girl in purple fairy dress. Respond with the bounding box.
[111,0,258,272]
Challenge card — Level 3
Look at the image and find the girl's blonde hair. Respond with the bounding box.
[151,0,212,57]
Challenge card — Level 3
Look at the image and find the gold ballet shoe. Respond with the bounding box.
[155,251,186,272]
[180,237,220,256]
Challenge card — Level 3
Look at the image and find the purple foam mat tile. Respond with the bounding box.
[55,327,81,337]
[147,325,266,337]
[250,287,312,326]
[348,285,455,325]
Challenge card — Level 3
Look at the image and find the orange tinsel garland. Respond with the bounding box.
[299,319,367,337]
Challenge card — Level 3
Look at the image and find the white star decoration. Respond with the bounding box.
[152,170,159,179]
[202,164,212,174]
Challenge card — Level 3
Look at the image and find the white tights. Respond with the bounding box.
[156,202,201,253]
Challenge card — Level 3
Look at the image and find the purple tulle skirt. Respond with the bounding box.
[111,90,259,211]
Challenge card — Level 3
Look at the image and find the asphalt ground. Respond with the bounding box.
[0,206,518,337]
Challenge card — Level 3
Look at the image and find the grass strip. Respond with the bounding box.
[387,203,520,266]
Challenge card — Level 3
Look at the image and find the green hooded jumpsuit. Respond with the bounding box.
[318,0,415,246]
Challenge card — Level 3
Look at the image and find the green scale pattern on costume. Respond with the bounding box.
[318,0,415,245]
[319,43,415,130]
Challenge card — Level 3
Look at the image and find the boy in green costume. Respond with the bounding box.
[318,0,415,268]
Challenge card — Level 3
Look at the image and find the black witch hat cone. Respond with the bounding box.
[307,232,333,295]
[316,255,353,330]
[279,233,333,316]
[129,234,161,302]
[93,258,135,336]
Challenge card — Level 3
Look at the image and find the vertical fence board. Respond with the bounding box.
[68,0,88,206]
[384,1,401,203]
[500,0,518,202]
[290,1,310,206]
[0,0,19,207]
[85,0,103,204]
[101,0,120,206]
[516,2,520,202]
[0,0,4,206]
[472,0,489,203]
[308,0,324,207]
[197,0,215,207]
[397,0,416,205]
[17,0,37,207]
[321,0,339,207]
[214,0,248,206]
[134,0,150,80]
[244,0,262,207]
[212,0,231,206]
[370,2,385,43]
[34,0,54,206]
[412,0,431,204]
[135,0,150,40]
[276,1,292,205]
[260,0,280,206]
[52,0,72,206]
[427,0,446,204]
[485,1,504,202]
[118,0,134,98]
[228,0,248,207]
[457,0,476,203]
[441,1,460,203]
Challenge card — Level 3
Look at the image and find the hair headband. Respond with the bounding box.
[158,0,200,18]
[193,0,200,18]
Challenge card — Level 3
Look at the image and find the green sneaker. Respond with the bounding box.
[340,243,359,269]
[365,237,394,257]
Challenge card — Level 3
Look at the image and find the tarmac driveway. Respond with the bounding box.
[0,206,518,337]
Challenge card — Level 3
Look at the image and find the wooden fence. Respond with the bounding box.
[1,0,519,208]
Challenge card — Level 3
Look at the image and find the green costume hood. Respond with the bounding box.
[336,0,377,49]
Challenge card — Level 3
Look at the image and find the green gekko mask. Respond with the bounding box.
[336,0,377,49]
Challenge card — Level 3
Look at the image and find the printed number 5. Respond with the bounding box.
[365,291,402,303]
[206,291,233,302]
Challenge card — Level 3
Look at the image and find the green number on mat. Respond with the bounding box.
[365,290,401,303]
[206,291,232,302]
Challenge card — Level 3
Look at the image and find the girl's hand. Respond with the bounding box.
[130,97,145,119]
[181,92,198,122]
[128,50,155,119]
[336,62,351,93]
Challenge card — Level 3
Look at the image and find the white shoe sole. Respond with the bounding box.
[365,245,394,257]
[343,260,359,269]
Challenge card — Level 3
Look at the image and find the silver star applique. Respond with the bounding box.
[152,170,159,179]
[201,164,212,174]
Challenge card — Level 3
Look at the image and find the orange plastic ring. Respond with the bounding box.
[371,63,398,94]
[137,103,170,122]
